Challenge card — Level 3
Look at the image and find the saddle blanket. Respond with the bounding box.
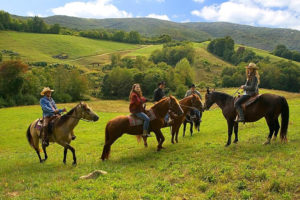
[34,119,43,131]
[128,109,156,126]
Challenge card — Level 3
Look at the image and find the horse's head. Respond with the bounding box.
[169,95,184,116]
[77,102,99,121]
[190,94,203,112]
[204,88,215,110]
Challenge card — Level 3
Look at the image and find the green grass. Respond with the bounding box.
[0,31,141,66]
[1,89,300,199]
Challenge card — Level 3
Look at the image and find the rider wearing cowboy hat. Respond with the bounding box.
[40,87,67,146]
[234,62,260,123]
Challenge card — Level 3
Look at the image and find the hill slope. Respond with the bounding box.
[42,15,300,52]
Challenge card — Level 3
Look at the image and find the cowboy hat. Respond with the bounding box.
[40,87,54,96]
[245,62,259,69]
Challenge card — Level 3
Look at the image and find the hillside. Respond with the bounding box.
[42,15,300,52]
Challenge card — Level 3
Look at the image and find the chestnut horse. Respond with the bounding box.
[140,94,203,146]
[101,95,183,160]
[26,102,99,165]
[203,88,289,146]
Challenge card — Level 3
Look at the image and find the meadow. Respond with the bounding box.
[0,89,300,200]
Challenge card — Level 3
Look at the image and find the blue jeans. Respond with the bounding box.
[134,112,150,131]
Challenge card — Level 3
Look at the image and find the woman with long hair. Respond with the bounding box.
[234,62,260,122]
[129,83,151,137]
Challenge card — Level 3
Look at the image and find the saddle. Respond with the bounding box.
[34,115,61,136]
[128,109,156,127]
[235,94,261,111]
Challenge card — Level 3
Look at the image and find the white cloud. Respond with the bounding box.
[146,14,170,21]
[193,0,205,3]
[27,11,45,17]
[52,0,132,18]
[191,0,300,30]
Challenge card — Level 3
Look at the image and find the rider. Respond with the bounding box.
[185,84,202,121]
[234,62,260,123]
[129,83,151,137]
[40,87,66,146]
[153,81,173,126]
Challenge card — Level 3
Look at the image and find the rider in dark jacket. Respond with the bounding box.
[153,81,166,102]
[234,63,260,122]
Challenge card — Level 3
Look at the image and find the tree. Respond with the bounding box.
[128,31,141,44]
[175,58,193,86]
[112,30,126,42]
[48,24,60,34]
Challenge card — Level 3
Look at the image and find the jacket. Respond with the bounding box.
[153,88,165,102]
[129,92,147,113]
[244,76,259,96]
[40,96,63,117]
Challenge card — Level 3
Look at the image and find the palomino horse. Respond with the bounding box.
[138,94,203,146]
[26,102,99,165]
[203,88,289,146]
[101,95,183,160]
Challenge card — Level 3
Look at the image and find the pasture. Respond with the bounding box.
[0,89,300,199]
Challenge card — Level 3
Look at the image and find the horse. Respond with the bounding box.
[26,102,99,165]
[183,108,202,137]
[203,88,289,146]
[101,95,183,161]
[140,94,203,146]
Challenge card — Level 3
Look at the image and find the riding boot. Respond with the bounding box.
[235,106,245,123]
[142,130,152,137]
[42,127,49,147]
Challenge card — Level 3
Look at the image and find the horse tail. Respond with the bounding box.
[280,96,289,142]
[136,135,142,143]
[26,123,34,148]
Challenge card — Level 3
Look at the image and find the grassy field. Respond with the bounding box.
[0,89,300,199]
[0,31,152,66]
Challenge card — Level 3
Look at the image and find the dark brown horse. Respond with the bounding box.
[101,95,183,160]
[203,88,289,146]
[27,102,99,165]
[140,94,203,146]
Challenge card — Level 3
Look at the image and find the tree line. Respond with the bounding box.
[272,44,300,62]
[0,10,172,45]
[0,61,88,108]
[101,42,195,99]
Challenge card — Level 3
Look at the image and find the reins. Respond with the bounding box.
[180,104,200,111]
[62,114,95,122]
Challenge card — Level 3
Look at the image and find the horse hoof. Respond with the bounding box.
[263,141,271,145]
[72,162,77,166]
[272,137,277,141]
[233,140,238,144]
[40,160,45,163]
[225,144,230,147]
[63,161,66,164]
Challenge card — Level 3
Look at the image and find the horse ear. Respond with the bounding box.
[206,87,210,94]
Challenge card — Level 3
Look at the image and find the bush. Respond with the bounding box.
[175,84,187,99]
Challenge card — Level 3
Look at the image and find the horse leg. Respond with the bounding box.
[143,136,148,147]
[190,122,193,136]
[264,117,275,145]
[63,147,67,164]
[183,122,186,137]
[272,118,280,141]
[175,127,179,143]
[171,125,176,144]
[101,135,120,161]
[233,122,239,143]
[42,144,48,161]
[155,130,165,151]
[34,147,43,163]
[66,144,76,165]
[226,120,234,146]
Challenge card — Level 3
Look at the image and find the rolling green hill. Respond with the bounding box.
[41,15,300,52]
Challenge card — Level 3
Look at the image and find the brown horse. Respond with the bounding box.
[26,102,99,165]
[138,94,203,146]
[101,95,183,160]
[203,88,289,146]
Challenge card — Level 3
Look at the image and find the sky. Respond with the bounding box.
[1,0,300,30]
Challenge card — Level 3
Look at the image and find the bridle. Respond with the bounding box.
[62,106,97,122]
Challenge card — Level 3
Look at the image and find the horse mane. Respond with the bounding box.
[151,97,169,109]
[212,91,233,101]
[57,105,78,126]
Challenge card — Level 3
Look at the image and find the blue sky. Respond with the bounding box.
[1,0,300,30]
